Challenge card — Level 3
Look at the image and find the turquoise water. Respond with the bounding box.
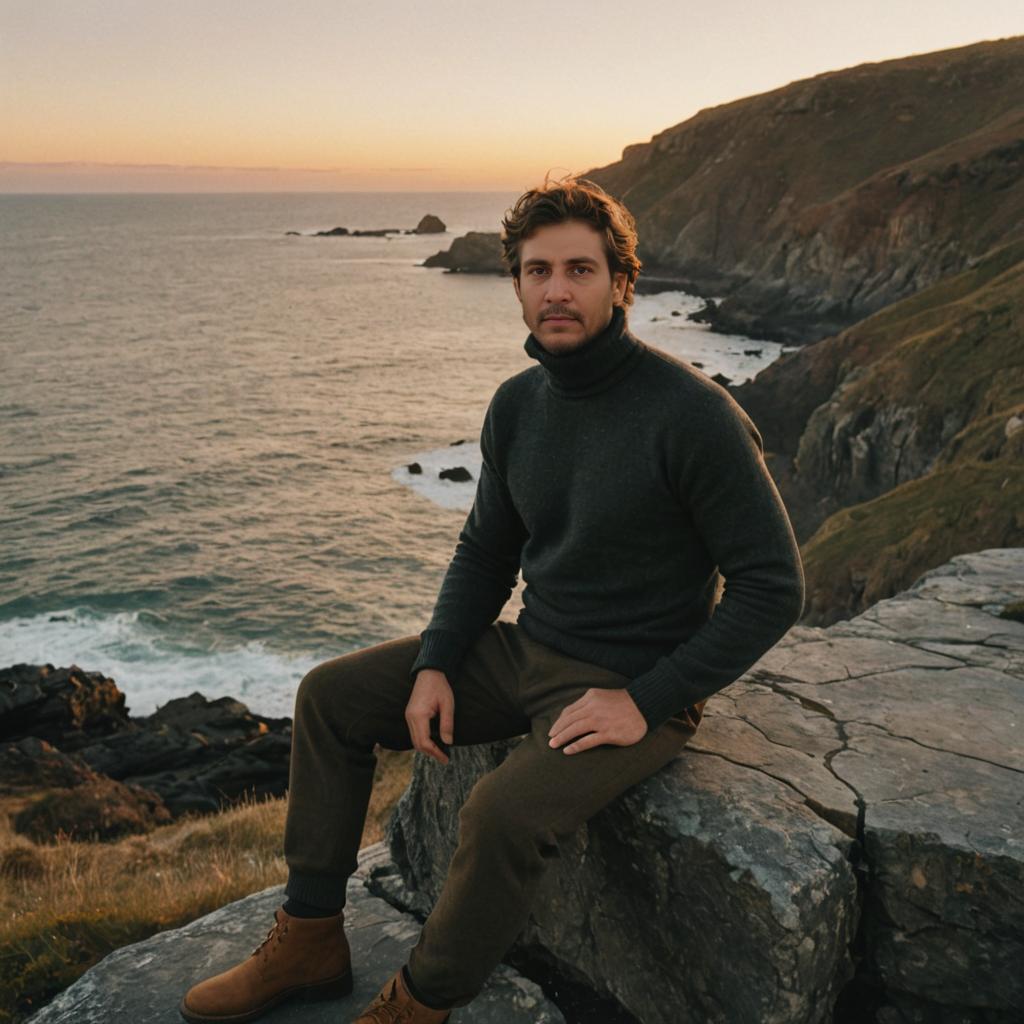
[0,192,784,716]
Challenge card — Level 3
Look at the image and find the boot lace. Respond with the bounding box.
[363,977,413,1023]
[364,1004,408,1024]
[250,916,289,959]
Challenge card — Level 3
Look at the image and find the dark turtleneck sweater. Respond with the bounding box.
[409,304,805,732]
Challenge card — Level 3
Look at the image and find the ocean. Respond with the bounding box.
[0,192,787,718]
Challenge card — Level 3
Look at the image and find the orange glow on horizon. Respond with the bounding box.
[3,3,1019,193]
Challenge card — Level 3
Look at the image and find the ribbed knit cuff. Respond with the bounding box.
[626,660,702,733]
[285,869,348,911]
[408,628,471,684]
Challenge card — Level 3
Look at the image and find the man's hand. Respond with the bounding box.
[547,688,648,754]
[406,669,455,765]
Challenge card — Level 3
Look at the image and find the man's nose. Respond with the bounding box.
[543,269,573,301]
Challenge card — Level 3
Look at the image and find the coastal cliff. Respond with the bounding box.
[584,36,1024,345]
[732,236,1024,624]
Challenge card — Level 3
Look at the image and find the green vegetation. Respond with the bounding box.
[795,237,1024,622]
[801,456,1024,622]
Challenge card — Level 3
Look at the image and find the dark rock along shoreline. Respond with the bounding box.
[0,668,292,838]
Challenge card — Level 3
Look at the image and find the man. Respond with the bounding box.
[180,176,805,1023]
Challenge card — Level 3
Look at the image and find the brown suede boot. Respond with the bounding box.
[352,965,453,1023]
[179,906,352,1023]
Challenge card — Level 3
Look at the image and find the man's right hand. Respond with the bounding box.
[406,669,455,765]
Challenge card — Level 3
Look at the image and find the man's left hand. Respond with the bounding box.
[547,688,648,754]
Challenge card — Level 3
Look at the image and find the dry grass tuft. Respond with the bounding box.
[0,745,413,1024]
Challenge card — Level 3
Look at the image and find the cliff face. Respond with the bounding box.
[729,236,1024,624]
[585,36,1024,343]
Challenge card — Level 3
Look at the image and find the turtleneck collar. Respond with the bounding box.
[522,304,646,399]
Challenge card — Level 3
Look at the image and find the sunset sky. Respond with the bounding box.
[2,0,1021,192]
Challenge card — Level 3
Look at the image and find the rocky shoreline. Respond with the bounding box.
[0,667,292,842]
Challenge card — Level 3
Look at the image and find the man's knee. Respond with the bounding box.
[294,646,415,750]
[295,661,331,715]
[293,656,360,726]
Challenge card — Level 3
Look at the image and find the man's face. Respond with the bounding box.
[513,220,628,355]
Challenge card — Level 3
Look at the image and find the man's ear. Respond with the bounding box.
[612,271,627,305]
[513,275,521,302]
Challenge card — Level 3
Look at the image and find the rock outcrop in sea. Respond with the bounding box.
[21,548,1024,1023]
[414,214,446,234]
[421,230,507,274]
[290,213,447,237]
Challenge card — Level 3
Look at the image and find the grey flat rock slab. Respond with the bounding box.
[24,844,564,1024]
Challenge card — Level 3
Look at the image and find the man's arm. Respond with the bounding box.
[409,395,528,685]
[625,389,805,732]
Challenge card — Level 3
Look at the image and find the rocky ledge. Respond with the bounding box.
[24,844,564,1023]
[17,548,1024,1023]
[381,548,1023,1024]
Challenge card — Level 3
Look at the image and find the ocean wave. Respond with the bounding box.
[0,605,316,718]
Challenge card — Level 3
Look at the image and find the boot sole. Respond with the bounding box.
[178,966,354,1023]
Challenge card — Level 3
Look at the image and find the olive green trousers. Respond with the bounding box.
[283,619,705,1010]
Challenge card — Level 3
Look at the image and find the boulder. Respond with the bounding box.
[92,694,291,814]
[422,231,505,274]
[414,214,446,234]
[23,845,565,1023]
[0,678,293,823]
[0,663,130,749]
[384,548,1024,1023]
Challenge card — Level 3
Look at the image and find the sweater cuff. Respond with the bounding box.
[626,660,705,734]
[409,628,472,684]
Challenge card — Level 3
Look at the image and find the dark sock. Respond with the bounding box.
[402,964,449,1011]
[282,896,342,918]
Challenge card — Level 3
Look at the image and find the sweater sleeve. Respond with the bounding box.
[625,390,805,732]
[409,395,529,684]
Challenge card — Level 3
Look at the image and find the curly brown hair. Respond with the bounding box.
[500,173,642,307]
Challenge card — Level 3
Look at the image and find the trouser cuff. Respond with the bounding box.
[284,868,348,910]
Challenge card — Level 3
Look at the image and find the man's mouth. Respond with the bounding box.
[544,315,577,322]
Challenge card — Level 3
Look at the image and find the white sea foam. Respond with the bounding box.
[390,442,480,511]
[631,290,792,385]
[0,606,308,718]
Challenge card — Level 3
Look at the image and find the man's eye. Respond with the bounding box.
[572,266,591,275]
